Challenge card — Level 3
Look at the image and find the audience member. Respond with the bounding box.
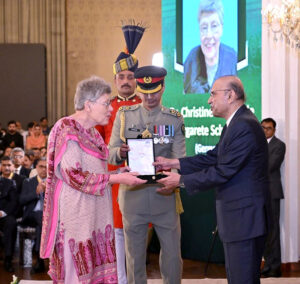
[11,147,31,177]
[20,157,47,274]
[1,120,24,150]
[23,153,34,170]
[40,147,47,158]
[26,124,47,151]
[1,156,25,218]
[261,118,286,278]
[0,167,18,272]
[39,117,51,136]
[3,147,13,158]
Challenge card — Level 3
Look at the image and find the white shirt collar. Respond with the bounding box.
[267,136,274,143]
[226,106,242,127]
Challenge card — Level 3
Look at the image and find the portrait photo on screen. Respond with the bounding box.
[183,0,238,94]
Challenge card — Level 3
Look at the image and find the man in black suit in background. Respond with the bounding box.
[0,120,24,150]
[11,147,31,178]
[0,168,18,272]
[261,118,286,277]
[1,156,25,218]
[20,157,47,274]
[154,75,269,284]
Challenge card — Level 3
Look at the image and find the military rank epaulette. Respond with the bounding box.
[162,107,182,118]
[118,104,140,112]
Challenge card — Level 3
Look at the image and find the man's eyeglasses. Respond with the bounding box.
[13,155,24,159]
[210,89,231,97]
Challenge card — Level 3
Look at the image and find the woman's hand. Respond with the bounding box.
[109,171,147,186]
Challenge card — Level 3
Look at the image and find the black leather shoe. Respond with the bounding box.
[4,260,14,273]
[261,266,270,275]
[261,268,282,278]
[30,259,45,274]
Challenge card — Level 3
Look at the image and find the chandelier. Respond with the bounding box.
[262,0,300,49]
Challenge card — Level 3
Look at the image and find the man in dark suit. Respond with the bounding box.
[20,157,47,274]
[11,147,31,178]
[154,75,269,284]
[261,118,286,277]
[0,174,18,272]
[1,156,25,218]
[0,120,24,150]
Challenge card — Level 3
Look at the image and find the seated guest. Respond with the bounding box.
[39,117,51,136]
[26,124,47,151]
[40,146,47,158]
[1,120,24,150]
[0,169,18,272]
[11,147,31,177]
[23,152,34,170]
[2,147,12,158]
[20,157,47,274]
[1,156,25,218]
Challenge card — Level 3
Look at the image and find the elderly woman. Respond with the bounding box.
[184,0,237,94]
[40,76,146,283]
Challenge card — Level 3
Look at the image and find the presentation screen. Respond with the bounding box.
[161,0,262,261]
[162,0,260,156]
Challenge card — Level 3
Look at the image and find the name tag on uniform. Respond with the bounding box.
[128,125,140,132]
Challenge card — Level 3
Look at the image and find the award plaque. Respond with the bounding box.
[126,138,166,184]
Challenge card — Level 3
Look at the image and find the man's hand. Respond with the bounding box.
[36,181,46,194]
[153,157,180,171]
[156,171,180,194]
[120,143,130,159]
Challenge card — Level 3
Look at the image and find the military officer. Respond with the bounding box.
[109,65,186,284]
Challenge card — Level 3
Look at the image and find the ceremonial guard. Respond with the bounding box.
[95,21,144,284]
[109,65,186,284]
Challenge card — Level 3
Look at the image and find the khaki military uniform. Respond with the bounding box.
[109,103,186,284]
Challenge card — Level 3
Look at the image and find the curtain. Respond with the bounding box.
[262,0,300,263]
[0,0,66,125]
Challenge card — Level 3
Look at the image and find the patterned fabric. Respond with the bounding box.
[95,94,142,228]
[41,117,116,283]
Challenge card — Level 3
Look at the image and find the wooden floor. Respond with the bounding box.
[1,253,300,283]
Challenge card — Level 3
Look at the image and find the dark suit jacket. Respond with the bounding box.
[12,173,26,218]
[12,173,25,195]
[268,136,285,199]
[19,176,39,220]
[19,166,31,178]
[0,177,18,216]
[180,105,269,243]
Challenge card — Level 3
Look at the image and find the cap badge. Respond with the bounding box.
[143,76,152,83]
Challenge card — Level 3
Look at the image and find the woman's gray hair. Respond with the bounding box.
[198,0,224,25]
[74,76,111,110]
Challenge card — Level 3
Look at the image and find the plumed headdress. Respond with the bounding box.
[113,20,146,75]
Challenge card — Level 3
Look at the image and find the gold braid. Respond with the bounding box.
[120,110,126,143]
[175,188,184,214]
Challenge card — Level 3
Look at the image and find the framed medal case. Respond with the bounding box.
[126,138,166,184]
